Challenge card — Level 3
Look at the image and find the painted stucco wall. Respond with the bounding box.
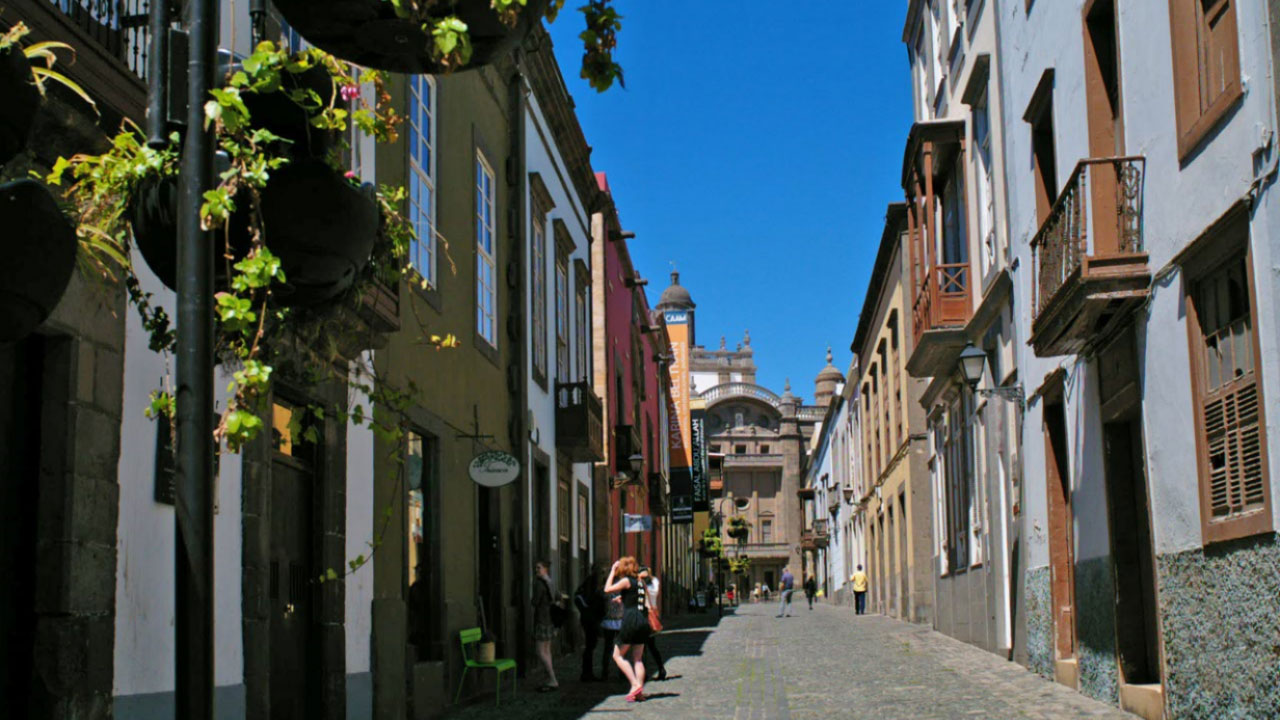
[112,256,245,703]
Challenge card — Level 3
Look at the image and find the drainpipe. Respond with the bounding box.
[508,52,530,677]
[173,0,218,715]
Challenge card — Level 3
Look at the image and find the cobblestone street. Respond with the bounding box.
[443,601,1134,719]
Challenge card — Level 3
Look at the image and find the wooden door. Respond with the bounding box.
[269,402,317,720]
[1044,398,1076,660]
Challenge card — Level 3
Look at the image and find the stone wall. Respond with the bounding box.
[1157,533,1280,718]
[1074,557,1119,705]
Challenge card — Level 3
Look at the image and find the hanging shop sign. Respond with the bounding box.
[468,450,521,487]
[690,409,709,511]
[623,514,653,533]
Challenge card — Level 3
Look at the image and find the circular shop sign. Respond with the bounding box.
[468,450,521,487]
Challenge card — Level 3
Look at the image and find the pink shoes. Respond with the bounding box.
[625,686,646,703]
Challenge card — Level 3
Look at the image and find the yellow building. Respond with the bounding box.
[851,204,934,623]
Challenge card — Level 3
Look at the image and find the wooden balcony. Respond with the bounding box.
[613,422,643,474]
[901,119,972,379]
[907,260,972,378]
[801,519,829,550]
[9,0,150,121]
[555,382,604,462]
[796,486,815,500]
[1030,157,1149,357]
[359,279,401,335]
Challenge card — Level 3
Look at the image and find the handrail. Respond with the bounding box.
[697,382,781,407]
[1030,156,1146,319]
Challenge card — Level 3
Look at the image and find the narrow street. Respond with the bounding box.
[444,602,1133,720]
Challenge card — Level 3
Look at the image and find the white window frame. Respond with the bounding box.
[408,75,437,288]
[475,151,497,347]
[555,254,569,383]
[575,284,588,383]
[972,87,996,279]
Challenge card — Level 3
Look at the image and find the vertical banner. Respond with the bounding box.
[690,407,709,511]
[665,310,692,468]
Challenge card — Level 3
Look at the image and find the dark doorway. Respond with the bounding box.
[898,492,909,620]
[0,337,45,719]
[1043,394,1076,662]
[269,399,319,720]
[1098,329,1160,685]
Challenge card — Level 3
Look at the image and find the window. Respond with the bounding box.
[575,282,588,382]
[578,488,589,551]
[531,213,548,380]
[734,445,747,455]
[761,519,773,543]
[475,152,497,346]
[943,394,973,571]
[972,87,996,277]
[1026,71,1058,225]
[1169,0,1241,158]
[760,445,770,454]
[555,255,569,383]
[1186,223,1272,542]
[408,75,437,287]
[941,160,968,267]
[913,26,931,118]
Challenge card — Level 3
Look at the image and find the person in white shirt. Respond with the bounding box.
[638,567,667,681]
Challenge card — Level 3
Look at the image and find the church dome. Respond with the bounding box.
[816,347,844,384]
[657,271,695,310]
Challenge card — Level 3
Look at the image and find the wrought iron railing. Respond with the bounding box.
[47,0,151,82]
[1031,156,1146,319]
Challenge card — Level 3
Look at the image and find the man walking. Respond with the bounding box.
[803,573,817,611]
[775,567,795,617]
[850,565,868,615]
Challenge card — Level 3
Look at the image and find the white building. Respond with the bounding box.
[999,1,1280,717]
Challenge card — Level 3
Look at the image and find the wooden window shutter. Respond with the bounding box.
[1199,0,1239,113]
[1189,247,1273,543]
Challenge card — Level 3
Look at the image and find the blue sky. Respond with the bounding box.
[547,3,915,402]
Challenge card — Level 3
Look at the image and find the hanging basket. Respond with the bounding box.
[0,47,39,166]
[270,0,548,74]
[130,159,379,307]
[236,63,345,159]
[0,179,77,341]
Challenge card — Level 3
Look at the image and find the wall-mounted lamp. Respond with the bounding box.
[957,342,1025,410]
[625,275,648,288]
[628,452,645,476]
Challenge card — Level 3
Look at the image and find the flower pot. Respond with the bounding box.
[0,48,39,166]
[237,64,344,159]
[476,641,496,664]
[270,0,548,74]
[0,179,77,341]
[129,158,378,308]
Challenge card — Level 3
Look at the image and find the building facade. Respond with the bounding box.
[850,205,934,624]
[998,0,1280,717]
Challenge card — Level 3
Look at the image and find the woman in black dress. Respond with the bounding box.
[604,556,650,702]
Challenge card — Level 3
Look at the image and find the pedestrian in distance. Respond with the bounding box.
[776,566,795,617]
[638,567,667,681]
[531,560,561,692]
[850,565,869,615]
[803,573,817,611]
[574,563,606,682]
[761,582,771,601]
[604,556,651,702]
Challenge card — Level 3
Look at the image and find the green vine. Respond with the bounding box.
[52,41,462,584]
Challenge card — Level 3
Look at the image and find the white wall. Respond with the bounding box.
[345,373,374,677]
[113,256,244,698]
[523,74,595,573]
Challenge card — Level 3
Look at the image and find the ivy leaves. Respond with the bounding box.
[579,0,624,92]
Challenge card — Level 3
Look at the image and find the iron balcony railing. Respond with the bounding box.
[1031,156,1146,319]
[48,0,151,81]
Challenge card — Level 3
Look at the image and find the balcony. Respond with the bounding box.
[801,519,829,550]
[12,0,150,120]
[613,422,643,474]
[647,472,667,515]
[723,453,783,468]
[901,119,973,379]
[1030,157,1149,357]
[359,279,400,335]
[734,542,792,559]
[555,382,604,462]
[796,486,815,500]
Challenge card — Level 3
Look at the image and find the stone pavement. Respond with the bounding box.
[441,600,1135,719]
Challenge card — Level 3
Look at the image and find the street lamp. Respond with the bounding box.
[957,342,1025,410]
[628,452,645,476]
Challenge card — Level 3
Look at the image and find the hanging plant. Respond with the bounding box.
[727,515,751,541]
[698,528,723,558]
[0,22,96,166]
[729,556,751,575]
[269,0,624,91]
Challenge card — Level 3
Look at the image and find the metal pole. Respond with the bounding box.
[175,0,217,715]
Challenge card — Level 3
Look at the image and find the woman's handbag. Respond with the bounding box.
[647,605,663,633]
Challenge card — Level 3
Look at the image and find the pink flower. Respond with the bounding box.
[340,84,360,102]
[344,171,358,180]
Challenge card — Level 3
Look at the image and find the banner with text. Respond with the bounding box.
[690,408,709,511]
[669,466,694,524]
[664,310,692,468]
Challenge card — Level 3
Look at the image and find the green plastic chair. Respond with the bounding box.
[454,627,517,706]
